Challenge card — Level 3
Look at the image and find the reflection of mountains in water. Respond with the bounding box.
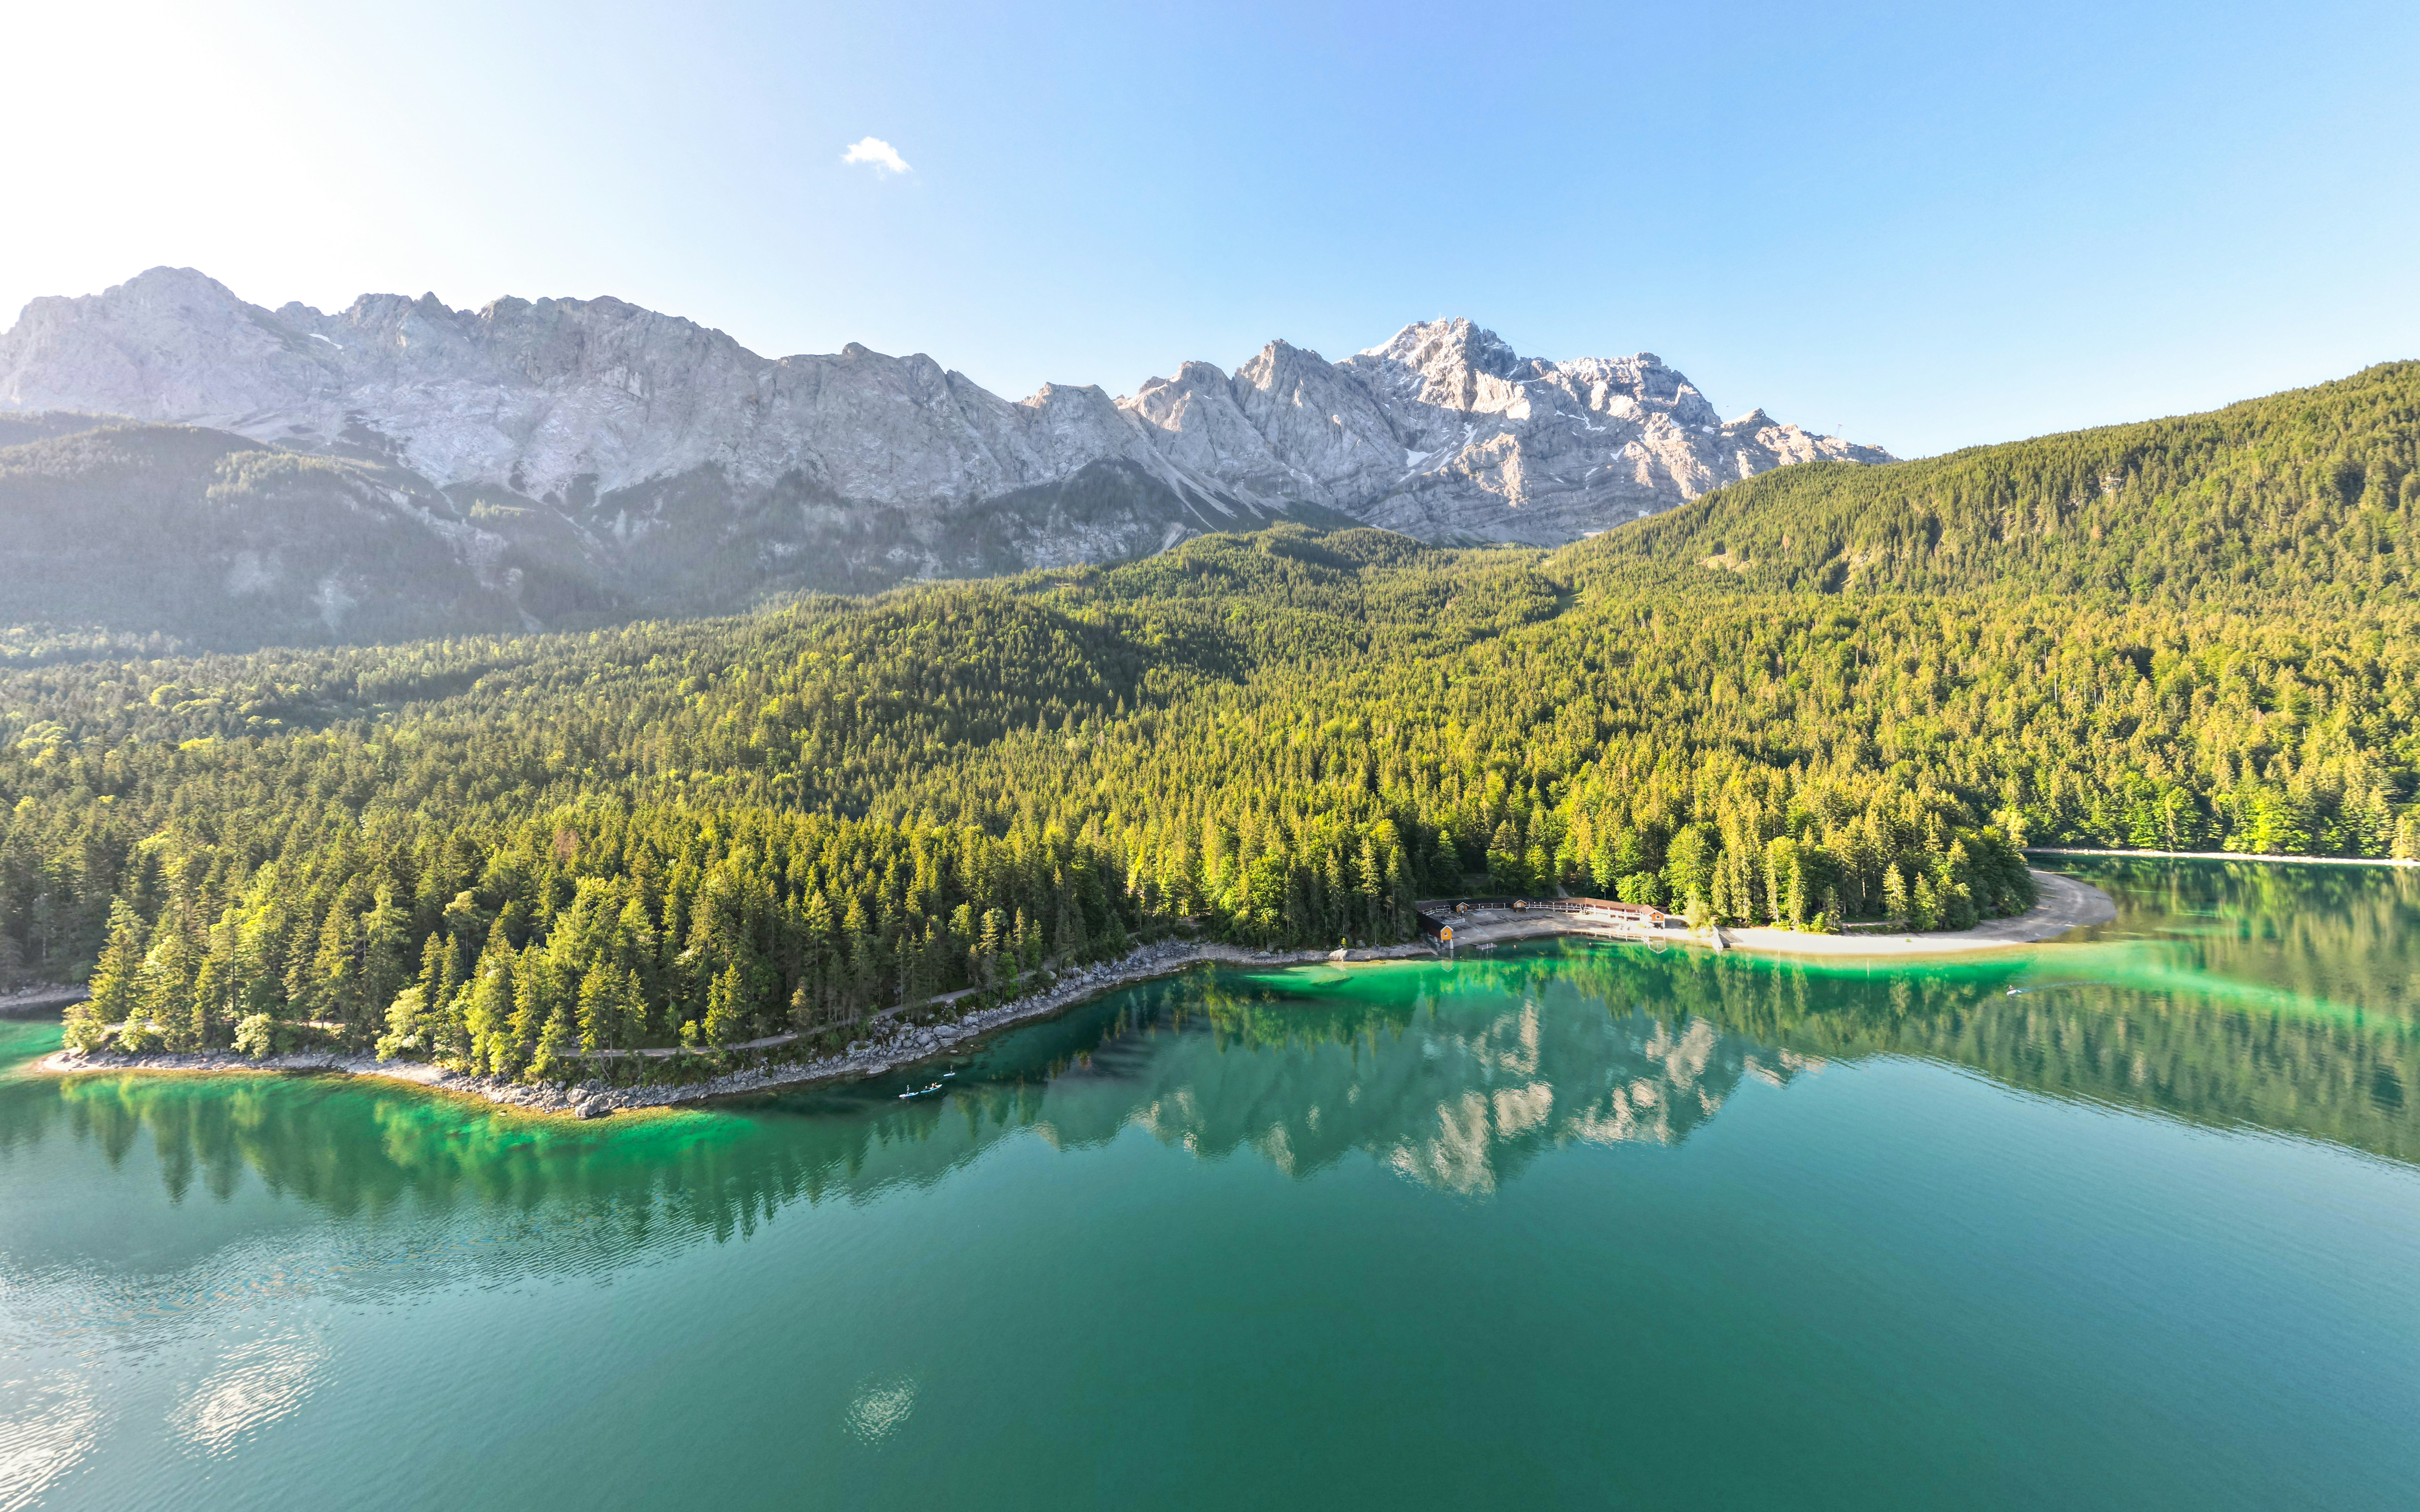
[1011,965,1814,1195]
[0,961,1808,1291]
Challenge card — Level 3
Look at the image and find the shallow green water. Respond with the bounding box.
[3,860,2416,1511]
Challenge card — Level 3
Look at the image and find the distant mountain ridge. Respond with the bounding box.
[0,267,1884,541]
[0,268,1883,646]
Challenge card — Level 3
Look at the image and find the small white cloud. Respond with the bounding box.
[842,137,912,175]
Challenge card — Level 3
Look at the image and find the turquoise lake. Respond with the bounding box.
[2,859,2416,1510]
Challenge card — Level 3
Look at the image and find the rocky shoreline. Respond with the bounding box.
[23,875,2124,1117]
[31,938,1439,1119]
[28,878,2117,1116]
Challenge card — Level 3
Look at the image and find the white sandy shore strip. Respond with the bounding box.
[1439,871,2115,959]
[1712,871,2115,956]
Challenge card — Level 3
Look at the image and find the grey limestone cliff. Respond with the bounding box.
[0,267,1887,643]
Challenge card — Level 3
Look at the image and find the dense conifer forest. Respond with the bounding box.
[6,363,2416,1079]
[1571,361,2420,603]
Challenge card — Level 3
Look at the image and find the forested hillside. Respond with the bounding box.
[1563,362,2420,602]
[6,362,2418,1081]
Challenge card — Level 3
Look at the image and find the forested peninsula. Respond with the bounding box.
[6,362,2417,1086]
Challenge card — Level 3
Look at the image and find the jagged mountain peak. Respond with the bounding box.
[1359,317,1526,382]
[1234,337,1339,378]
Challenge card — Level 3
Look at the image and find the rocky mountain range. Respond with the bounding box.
[0,266,1889,646]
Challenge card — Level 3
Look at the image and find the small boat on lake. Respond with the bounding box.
[899,1082,944,1099]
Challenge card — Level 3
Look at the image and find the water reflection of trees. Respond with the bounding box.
[2064,857,2420,1019]
[5,860,2416,1287]
[0,961,1800,1293]
[0,1070,844,1281]
[1637,952,2417,1164]
[1532,857,2420,1164]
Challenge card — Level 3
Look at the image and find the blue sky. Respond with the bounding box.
[8,0,2415,456]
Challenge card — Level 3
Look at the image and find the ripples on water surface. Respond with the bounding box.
[2,860,2416,1510]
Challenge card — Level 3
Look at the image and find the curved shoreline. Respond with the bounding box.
[1717,870,2115,956]
[25,871,2116,1116]
[27,939,1438,1119]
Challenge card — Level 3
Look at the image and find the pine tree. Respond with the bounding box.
[69,899,145,1054]
[1883,864,1911,925]
[703,962,746,1047]
[529,998,575,1083]
[360,887,411,1037]
[462,932,521,1077]
[1425,827,1459,894]
[1485,821,1524,895]
[578,964,619,1053]
[135,908,199,1052]
[189,924,233,1050]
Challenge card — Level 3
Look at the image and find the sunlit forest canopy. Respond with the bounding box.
[1561,361,2420,603]
[4,359,2418,1076]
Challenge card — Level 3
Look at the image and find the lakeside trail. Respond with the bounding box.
[28,871,2115,1118]
[0,983,91,1019]
[26,940,1436,1120]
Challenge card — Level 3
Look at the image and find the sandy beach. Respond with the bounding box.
[1436,869,2115,958]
